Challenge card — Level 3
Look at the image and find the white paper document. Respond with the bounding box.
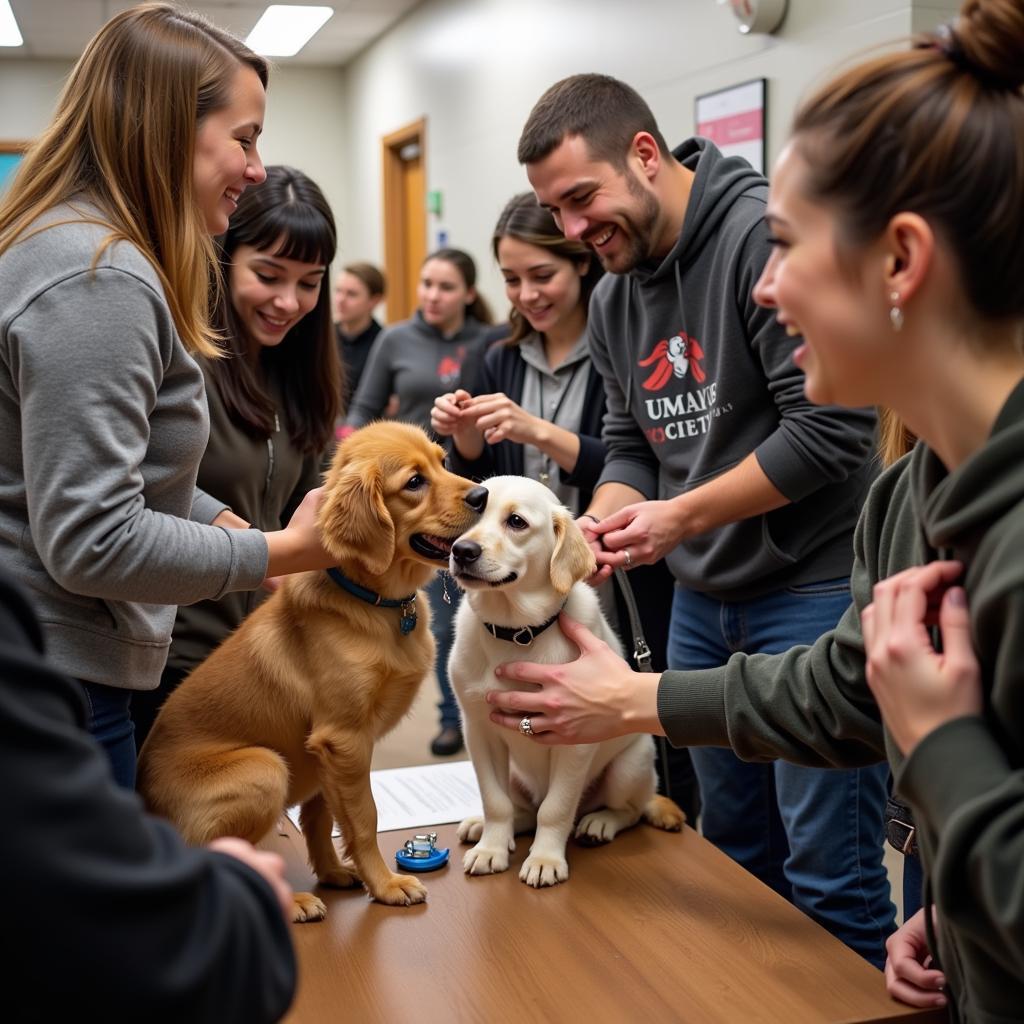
[285,759,482,835]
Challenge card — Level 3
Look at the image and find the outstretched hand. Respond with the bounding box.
[487,613,661,744]
[861,561,981,756]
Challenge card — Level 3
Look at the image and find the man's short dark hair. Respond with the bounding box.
[517,73,671,168]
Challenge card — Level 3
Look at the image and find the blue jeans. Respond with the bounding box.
[427,574,461,730]
[79,680,136,789]
[669,582,895,969]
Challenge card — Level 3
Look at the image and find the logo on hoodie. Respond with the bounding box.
[638,333,706,390]
[638,330,725,446]
[437,345,467,387]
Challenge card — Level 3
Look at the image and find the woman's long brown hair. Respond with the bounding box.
[0,3,267,358]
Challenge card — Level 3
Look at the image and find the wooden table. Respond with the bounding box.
[264,820,945,1024]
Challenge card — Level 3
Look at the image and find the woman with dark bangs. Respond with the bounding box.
[134,165,341,747]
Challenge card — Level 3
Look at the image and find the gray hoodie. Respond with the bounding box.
[345,311,491,431]
[0,205,268,689]
[588,138,877,600]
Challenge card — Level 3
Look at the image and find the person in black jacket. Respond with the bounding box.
[432,193,699,821]
[0,570,296,1023]
[333,261,385,410]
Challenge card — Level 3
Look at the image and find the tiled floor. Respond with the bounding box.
[372,672,906,925]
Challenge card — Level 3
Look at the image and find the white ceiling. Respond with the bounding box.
[3,0,422,66]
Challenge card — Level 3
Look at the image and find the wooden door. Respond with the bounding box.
[381,119,427,323]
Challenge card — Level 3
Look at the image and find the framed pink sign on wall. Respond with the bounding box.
[695,78,766,174]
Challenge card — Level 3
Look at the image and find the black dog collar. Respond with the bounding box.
[482,611,560,647]
[326,567,417,635]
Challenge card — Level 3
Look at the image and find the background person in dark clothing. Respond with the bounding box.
[333,261,385,411]
[0,570,295,1023]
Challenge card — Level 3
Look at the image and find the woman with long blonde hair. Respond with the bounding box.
[0,4,333,787]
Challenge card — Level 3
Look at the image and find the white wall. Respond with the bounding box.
[1,0,960,314]
[0,58,348,259]
[339,0,962,316]
[0,58,72,140]
[259,64,348,246]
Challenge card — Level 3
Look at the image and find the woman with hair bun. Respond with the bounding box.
[487,2,1024,1016]
[133,165,341,749]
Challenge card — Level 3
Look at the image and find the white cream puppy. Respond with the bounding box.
[448,476,683,887]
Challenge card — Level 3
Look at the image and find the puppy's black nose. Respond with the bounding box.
[464,486,488,513]
[452,539,482,566]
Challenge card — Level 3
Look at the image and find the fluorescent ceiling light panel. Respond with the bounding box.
[246,5,333,57]
[0,0,24,47]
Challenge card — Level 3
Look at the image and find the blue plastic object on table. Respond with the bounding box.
[395,831,450,872]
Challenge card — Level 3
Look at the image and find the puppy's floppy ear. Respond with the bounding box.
[317,458,395,576]
[549,510,597,594]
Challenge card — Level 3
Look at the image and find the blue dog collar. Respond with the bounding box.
[325,567,417,635]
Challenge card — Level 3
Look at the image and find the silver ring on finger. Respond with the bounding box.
[623,548,633,569]
[519,716,534,736]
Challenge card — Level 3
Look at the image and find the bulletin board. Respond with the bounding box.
[695,79,766,173]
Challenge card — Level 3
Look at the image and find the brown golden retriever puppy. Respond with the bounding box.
[138,421,487,922]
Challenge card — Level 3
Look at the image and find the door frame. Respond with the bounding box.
[381,118,427,323]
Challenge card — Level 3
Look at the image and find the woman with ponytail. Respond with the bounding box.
[488,3,1024,1016]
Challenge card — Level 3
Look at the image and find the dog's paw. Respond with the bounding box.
[370,872,428,906]
[643,794,686,832]
[575,811,621,845]
[519,852,569,888]
[457,815,485,843]
[463,842,510,875]
[317,866,360,889]
[292,891,328,923]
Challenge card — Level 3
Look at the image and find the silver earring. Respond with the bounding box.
[889,291,904,333]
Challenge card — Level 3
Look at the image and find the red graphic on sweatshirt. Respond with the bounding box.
[437,345,467,386]
[638,333,706,390]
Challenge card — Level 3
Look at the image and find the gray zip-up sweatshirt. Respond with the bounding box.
[345,311,491,431]
[0,205,268,689]
[588,138,877,600]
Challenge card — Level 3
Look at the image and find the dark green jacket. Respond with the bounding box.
[167,364,321,675]
[660,378,1024,1024]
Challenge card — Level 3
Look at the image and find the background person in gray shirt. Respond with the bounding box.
[0,5,335,788]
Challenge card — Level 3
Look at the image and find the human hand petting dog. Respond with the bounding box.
[884,908,947,1009]
[588,499,685,570]
[488,613,663,743]
[861,561,982,756]
[262,485,335,579]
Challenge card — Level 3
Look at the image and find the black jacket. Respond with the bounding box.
[0,572,295,1023]
[449,339,675,672]
[448,339,608,510]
